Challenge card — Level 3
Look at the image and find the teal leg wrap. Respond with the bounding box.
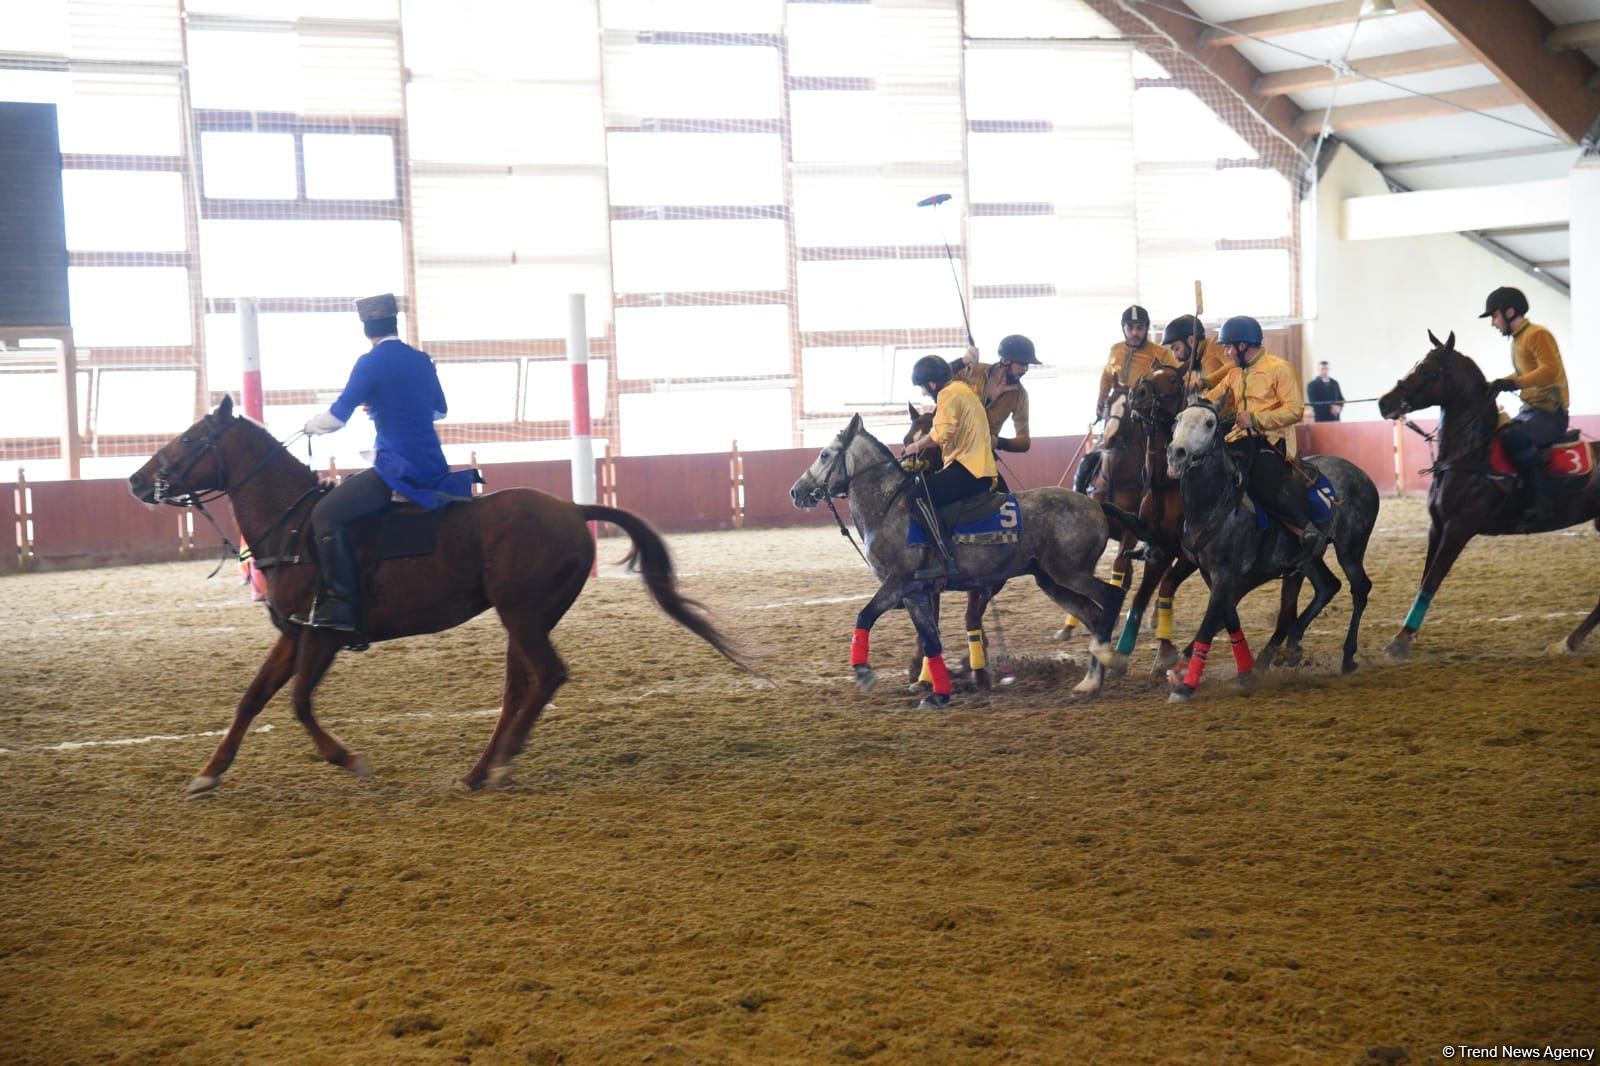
[1115,609,1144,655]
[1403,590,1433,632]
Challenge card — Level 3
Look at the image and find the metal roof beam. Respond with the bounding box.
[1254,44,1474,96]
[1414,0,1599,143]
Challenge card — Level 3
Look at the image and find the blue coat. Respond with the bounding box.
[329,339,474,509]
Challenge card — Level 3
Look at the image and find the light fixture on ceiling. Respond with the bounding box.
[1360,0,1399,16]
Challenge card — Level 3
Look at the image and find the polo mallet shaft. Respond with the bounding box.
[917,193,973,348]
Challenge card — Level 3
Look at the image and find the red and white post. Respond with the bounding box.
[567,293,598,574]
[237,297,267,600]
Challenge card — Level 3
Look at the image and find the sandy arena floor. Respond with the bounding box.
[1,496,1597,1064]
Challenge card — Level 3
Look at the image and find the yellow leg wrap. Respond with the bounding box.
[1063,613,1078,629]
[967,629,986,671]
[1110,570,1126,589]
[919,657,933,683]
[1155,599,1175,640]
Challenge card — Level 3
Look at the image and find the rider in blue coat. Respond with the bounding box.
[295,293,470,634]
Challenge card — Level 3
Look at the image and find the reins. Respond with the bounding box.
[819,443,909,572]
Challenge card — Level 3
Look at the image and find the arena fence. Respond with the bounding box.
[8,417,1597,574]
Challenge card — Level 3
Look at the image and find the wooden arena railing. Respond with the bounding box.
[3,416,1595,574]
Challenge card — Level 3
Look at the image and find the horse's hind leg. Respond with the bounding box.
[1550,588,1600,655]
[459,643,529,791]
[1112,553,1169,675]
[1151,558,1196,673]
[1258,574,1303,670]
[287,633,369,779]
[1336,545,1373,673]
[485,624,568,787]
[1031,570,1108,694]
[964,588,992,688]
[188,632,297,795]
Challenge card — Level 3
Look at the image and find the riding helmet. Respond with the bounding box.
[1218,315,1264,347]
[997,334,1041,365]
[1478,285,1528,319]
[1161,315,1205,347]
[1121,305,1150,327]
[911,354,953,389]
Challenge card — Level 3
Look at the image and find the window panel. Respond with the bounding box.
[604,43,779,120]
[407,81,605,164]
[199,221,404,298]
[0,374,62,438]
[435,362,519,423]
[1207,250,1293,320]
[619,387,789,455]
[1212,168,1292,240]
[523,359,608,423]
[68,267,192,346]
[404,0,598,81]
[797,260,967,333]
[303,134,397,200]
[59,73,182,156]
[790,93,886,164]
[964,0,1117,39]
[414,264,612,341]
[966,44,1132,125]
[0,4,69,53]
[793,174,957,247]
[1134,88,1256,162]
[969,131,1135,208]
[601,0,781,32]
[201,132,298,200]
[298,28,403,117]
[787,6,876,77]
[63,171,186,252]
[610,220,786,292]
[187,29,299,112]
[95,370,196,434]
[205,312,397,392]
[607,134,783,206]
[614,305,789,379]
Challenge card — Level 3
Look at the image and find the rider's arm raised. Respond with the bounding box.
[999,388,1030,453]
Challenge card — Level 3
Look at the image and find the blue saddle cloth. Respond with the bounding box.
[908,494,1022,545]
[1247,471,1337,531]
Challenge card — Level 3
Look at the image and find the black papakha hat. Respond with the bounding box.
[355,293,399,321]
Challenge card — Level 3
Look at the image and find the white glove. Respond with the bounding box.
[303,410,346,436]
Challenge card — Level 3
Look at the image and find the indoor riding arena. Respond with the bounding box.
[3,1,1598,1063]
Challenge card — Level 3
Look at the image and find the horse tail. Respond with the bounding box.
[1099,501,1166,553]
[577,505,754,674]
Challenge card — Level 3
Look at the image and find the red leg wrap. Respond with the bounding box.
[850,628,870,667]
[1228,629,1254,674]
[926,655,952,696]
[1182,641,1211,688]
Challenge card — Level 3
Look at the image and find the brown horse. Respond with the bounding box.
[1056,387,1141,643]
[901,403,1005,688]
[128,397,748,793]
[1378,332,1600,658]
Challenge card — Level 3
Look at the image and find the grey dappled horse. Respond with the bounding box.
[1164,401,1379,701]
[789,414,1135,701]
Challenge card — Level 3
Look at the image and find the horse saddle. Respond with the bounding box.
[1487,430,1593,482]
[335,470,484,566]
[908,492,1021,546]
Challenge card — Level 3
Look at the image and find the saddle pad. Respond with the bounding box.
[359,507,447,561]
[1488,436,1594,478]
[909,494,1022,546]
[1243,473,1337,534]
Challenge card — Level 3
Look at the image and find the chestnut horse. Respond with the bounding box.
[129,397,748,793]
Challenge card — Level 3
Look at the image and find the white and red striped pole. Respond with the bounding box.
[567,293,598,574]
[237,297,267,600]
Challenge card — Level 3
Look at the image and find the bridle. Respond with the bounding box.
[151,416,319,575]
[806,432,914,570]
[1170,398,1244,553]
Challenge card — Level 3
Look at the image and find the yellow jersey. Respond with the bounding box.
[1509,321,1568,411]
[930,380,997,481]
[1204,349,1304,457]
[1098,341,1177,411]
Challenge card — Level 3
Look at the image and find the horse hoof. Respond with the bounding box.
[1053,627,1077,642]
[1089,640,1119,668]
[1167,686,1193,704]
[1231,672,1257,693]
[1384,635,1412,661]
[1071,674,1101,695]
[1103,652,1130,678]
[1545,639,1574,657]
[186,775,219,796]
[918,693,951,710]
[1341,658,1360,675]
[972,668,991,690]
[485,765,512,788]
[1165,664,1188,688]
[1279,645,1304,668]
[344,752,373,779]
[854,664,878,693]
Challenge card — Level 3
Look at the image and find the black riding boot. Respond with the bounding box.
[1074,450,1102,495]
[1521,463,1556,526]
[306,529,362,633]
[913,497,959,582]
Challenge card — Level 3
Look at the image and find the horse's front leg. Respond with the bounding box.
[1386,521,1472,660]
[188,632,297,795]
[963,587,993,689]
[1168,582,1230,703]
[851,580,905,693]
[1151,557,1196,673]
[1221,602,1257,692]
[1258,574,1303,670]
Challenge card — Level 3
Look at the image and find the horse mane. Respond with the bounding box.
[223,411,319,486]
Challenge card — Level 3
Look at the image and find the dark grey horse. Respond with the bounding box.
[1164,401,1379,701]
[789,415,1134,703]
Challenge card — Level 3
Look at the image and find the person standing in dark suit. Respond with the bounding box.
[1306,361,1345,422]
